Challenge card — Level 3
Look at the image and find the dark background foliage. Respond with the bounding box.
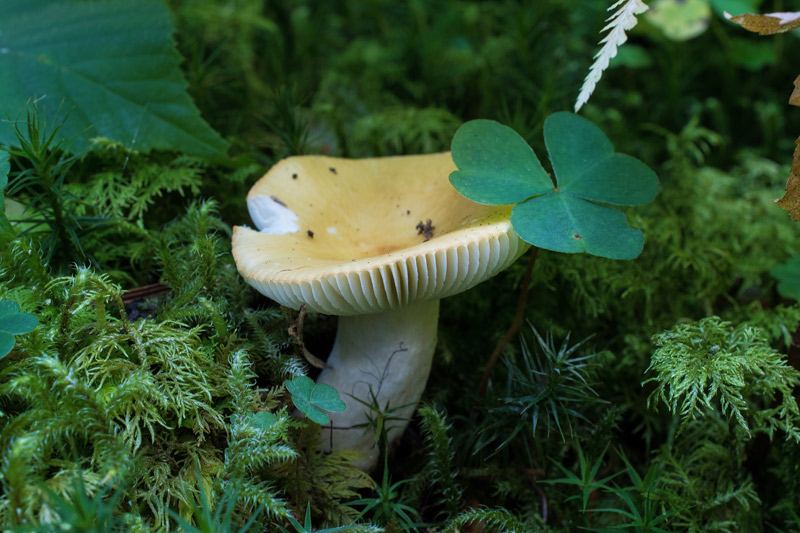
[2,0,800,531]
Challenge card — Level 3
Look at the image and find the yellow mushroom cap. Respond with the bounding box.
[232,152,529,316]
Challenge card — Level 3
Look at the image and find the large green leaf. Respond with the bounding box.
[0,0,228,160]
[449,112,658,259]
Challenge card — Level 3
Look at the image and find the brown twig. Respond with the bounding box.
[288,303,329,369]
[525,468,548,523]
[476,247,539,402]
[121,283,171,306]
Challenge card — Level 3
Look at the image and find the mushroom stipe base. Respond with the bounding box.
[317,299,439,471]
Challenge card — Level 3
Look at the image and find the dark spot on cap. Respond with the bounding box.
[307,230,314,238]
[416,219,435,241]
[329,167,337,174]
[406,210,410,214]
[573,233,582,240]
[292,173,298,179]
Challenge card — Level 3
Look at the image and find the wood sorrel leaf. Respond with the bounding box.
[0,0,228,160]
[285,375,345,426]
[449,119,552,205]
[449,112,658,259]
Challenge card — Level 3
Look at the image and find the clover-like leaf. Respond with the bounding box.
[0,298,38,359]
[285,376,346,426]
[450,112,659,260]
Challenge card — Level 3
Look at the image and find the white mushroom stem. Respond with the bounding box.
[316,299,440,471]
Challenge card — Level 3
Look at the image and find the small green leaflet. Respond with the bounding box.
[0,0,228,160]
[450,112,658,260]
[249,411,278,430]
[285,376,346,425]
[0,299,38,359]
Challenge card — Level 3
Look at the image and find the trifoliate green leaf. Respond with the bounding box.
[0,0,228,160]
[449,112,658,260]
[450,120,552,205]
[285,376,346,426]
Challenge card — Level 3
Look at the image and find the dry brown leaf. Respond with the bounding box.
[776,139,800,220]
[791,75,800,107]
[725,11,800,34]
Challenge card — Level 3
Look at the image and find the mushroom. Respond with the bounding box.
[232,152,528,470]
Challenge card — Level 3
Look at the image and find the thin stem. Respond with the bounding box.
[476,247,539,402]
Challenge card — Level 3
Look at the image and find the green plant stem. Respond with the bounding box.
[476,246,539,402]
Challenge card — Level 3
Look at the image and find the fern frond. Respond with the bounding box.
[237,479,291,520]
[444,506,538,533]
[645,317,800,439]
[226,413,297,473]
[653,415,761,530]
[574,0,649,112]
[225,349,259,413]
[284,425,374,526]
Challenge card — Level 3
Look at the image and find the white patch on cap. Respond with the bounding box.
[327,227,337,234]
[248,194,300,235]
